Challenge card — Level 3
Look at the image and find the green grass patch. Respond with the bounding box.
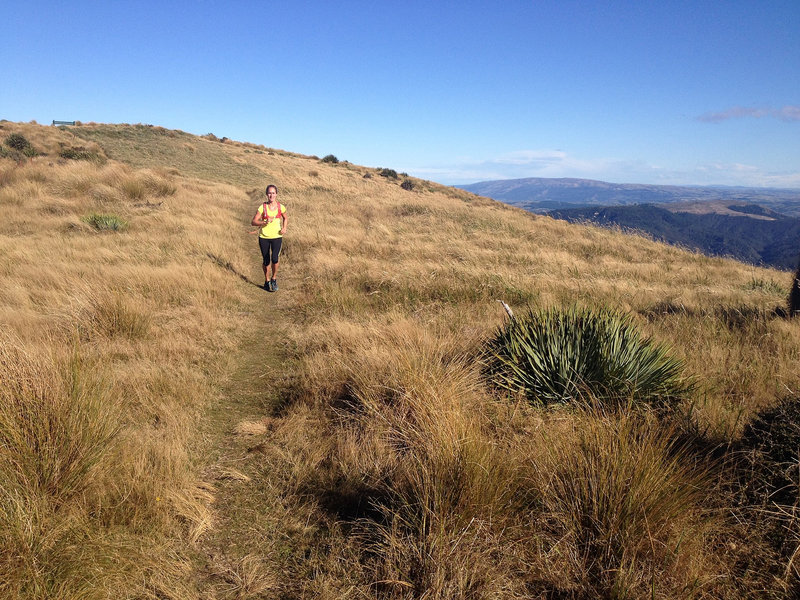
[82,213,128,231]
[745,277,786,295]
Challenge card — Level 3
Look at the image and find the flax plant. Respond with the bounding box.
[485,304,692,406]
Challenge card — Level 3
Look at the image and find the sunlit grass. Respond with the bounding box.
[1,120,798,598]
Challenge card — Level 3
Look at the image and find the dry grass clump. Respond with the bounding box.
[524,408,718,598]
[277,324,523,597]
[0,337,123,598]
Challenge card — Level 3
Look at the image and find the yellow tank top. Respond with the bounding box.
[258,203,285,239]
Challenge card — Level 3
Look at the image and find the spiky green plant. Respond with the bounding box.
[484,305,691,405]
[81,213,128,231]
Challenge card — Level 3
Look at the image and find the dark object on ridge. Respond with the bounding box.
[789,259,800,317]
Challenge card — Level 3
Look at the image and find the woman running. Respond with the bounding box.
[251,184,288,291]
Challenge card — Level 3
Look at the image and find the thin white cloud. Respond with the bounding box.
[490,150,567,166]
[776,105,800,121]
[698,105,800,123]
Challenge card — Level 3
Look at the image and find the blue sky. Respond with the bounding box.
[3,1,799,187]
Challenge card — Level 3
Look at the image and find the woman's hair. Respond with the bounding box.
[266,184,278,195]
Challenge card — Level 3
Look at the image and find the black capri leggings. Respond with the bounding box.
[259,237,283,266]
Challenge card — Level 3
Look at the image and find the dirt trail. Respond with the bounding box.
[192,219,300,598]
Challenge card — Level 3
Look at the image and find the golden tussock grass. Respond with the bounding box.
[0,122,254,597]
[264,133,798,596]
[2,121,799,598]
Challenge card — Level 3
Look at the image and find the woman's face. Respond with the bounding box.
[266,188,278,202]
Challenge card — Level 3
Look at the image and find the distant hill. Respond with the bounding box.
[457,177,800,217]
[548,202,800,271]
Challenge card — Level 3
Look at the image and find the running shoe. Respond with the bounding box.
[264,281,272,292]
[271,279,278,291]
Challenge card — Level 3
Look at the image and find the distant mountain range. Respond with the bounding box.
[457,177,800,271]
[457,177,800,217]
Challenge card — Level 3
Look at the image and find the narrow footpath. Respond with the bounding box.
[192,228,301,598]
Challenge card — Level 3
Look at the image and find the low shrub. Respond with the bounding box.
[789,261,800,317]
[59,145,106,164]
[400,178,414,191]
[378,168,398,179]
[321,154,339,164]
[484,305,691,406]
[3,133,36,158]
[5,133,31,152]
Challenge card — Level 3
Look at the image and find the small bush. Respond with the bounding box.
[59,145,105,164]
[378,168,398,179]
[3,133,36,159]
[484,305,691,406]
[81,213,128,231]
[738,396,800,580]
[321,154,339,164]
[400,178,414,191]
[5,133,31,152]
[789,261,800,317]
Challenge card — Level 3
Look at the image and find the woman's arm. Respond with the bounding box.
[251,208,267,227]
[279,212,288,235]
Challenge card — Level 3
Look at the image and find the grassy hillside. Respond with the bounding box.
[2,120,799,599]
[549,203,800,270]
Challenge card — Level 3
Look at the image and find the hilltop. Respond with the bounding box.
[2,121,799,599]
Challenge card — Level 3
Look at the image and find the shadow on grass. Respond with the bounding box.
[206,252,262,289]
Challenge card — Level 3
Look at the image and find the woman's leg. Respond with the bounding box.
[258,238,271,286]
[269,238,283,285]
